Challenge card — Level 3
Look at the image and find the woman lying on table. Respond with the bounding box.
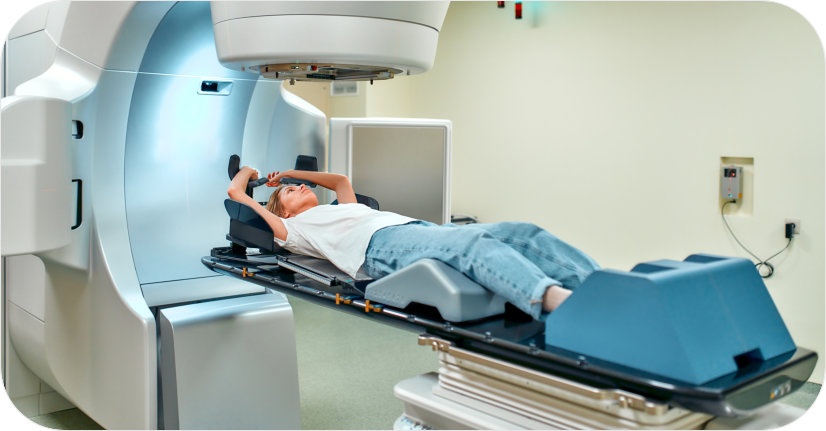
[228,167,599,320]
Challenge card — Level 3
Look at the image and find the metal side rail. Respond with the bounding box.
[201,252,817,419]
[414,335,714,429]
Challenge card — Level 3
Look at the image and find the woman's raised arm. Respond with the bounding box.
[228,167,289,241]
[268,170,357,204]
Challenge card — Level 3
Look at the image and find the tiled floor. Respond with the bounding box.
[20,296,825,429]
[29,408,103,430]
[25,383,825,430]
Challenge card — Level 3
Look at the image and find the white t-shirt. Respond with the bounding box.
[274,203,416,278]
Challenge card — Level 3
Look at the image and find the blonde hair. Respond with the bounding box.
[266,185,288,217]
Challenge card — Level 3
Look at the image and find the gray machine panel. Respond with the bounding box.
[124,70,253,284]
[124,1,256,285]
[351,126,448,224]
[159,292,300,429]
[141,275,264,308]
[123,1,326,285]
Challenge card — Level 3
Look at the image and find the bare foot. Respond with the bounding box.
[542,285,572,312]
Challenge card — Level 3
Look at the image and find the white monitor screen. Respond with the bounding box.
[349,125,449,224]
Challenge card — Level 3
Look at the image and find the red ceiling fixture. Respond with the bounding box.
[497,2,522,20]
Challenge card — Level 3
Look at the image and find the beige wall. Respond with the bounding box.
[329,81,368,117]
[283,80,369,118]
[360,1,825,383]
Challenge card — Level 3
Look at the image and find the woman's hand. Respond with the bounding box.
[263,170,355,203]
[266,170,293,187]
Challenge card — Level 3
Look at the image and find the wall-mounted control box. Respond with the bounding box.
[721,165,743,200]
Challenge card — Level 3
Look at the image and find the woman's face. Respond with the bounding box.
[278,184,318,217]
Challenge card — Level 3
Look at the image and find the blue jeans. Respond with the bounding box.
[362,221,600,320]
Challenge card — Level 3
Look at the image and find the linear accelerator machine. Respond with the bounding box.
[0,1,817,430]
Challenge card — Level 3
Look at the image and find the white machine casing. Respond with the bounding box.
[0,96,72,255]
[211,1,449,79]
[1,1,449,429]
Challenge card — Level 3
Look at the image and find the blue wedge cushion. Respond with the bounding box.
[544,254,796,385]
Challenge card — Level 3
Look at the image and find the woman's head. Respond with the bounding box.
[266,184,318,218]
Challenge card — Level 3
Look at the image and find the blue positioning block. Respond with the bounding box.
[544,254,796,385]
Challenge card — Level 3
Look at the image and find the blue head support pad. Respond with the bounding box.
[544,254,796,385]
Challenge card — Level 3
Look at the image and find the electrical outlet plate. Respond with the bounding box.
[785,218,801,235]
[720,158,753,216]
